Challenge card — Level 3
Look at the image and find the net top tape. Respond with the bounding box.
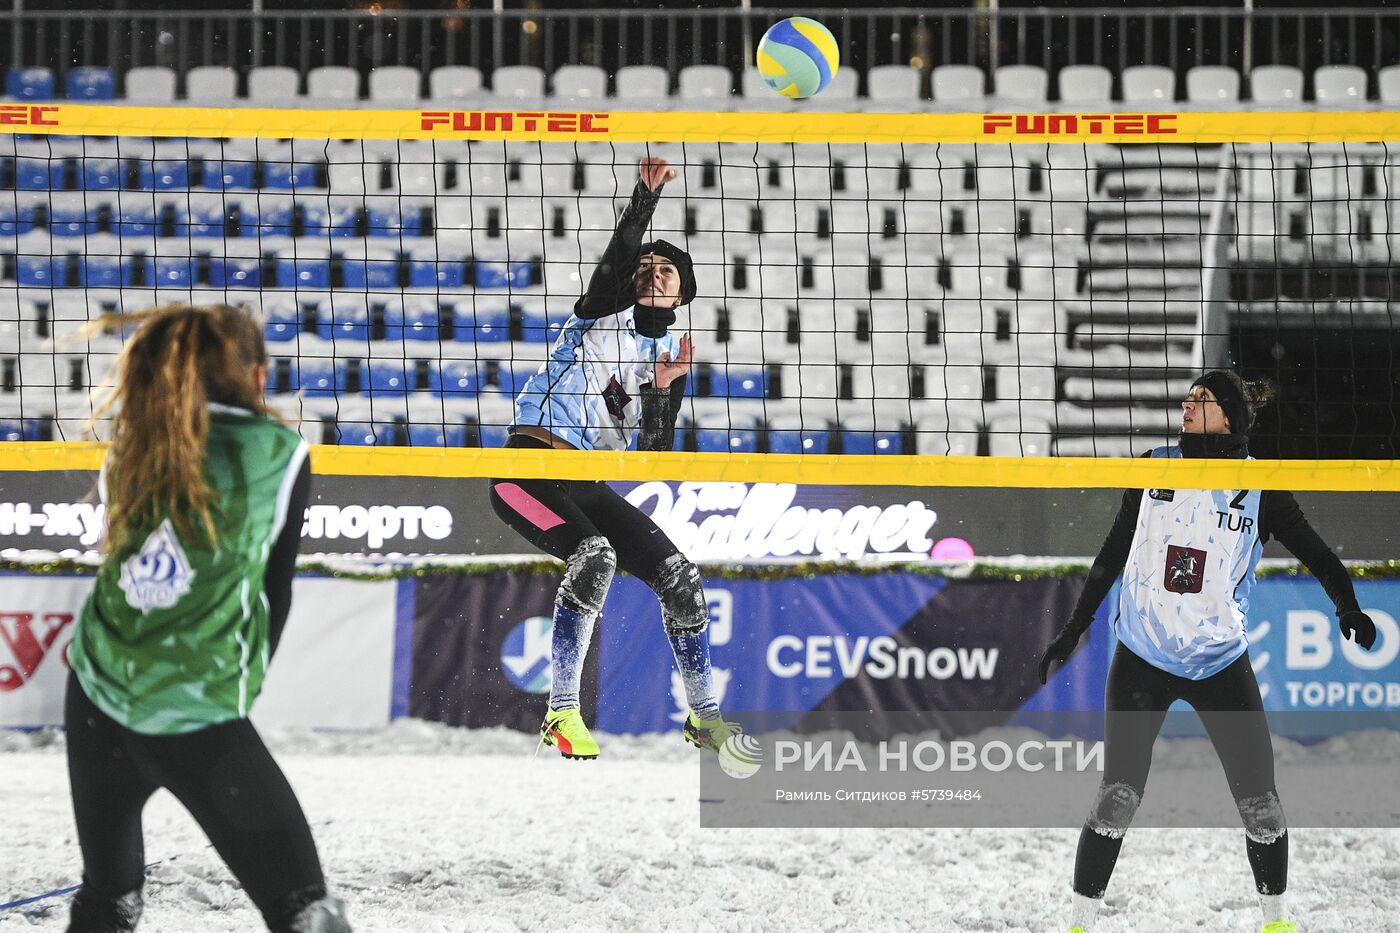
[2,105,1400,144]
[1,444,1394,491]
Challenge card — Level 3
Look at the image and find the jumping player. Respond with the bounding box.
[1038,371,1378,933]
[489,156,740,760]
[64,305,349,933]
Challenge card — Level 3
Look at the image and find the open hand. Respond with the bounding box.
[654,332,693,389]
[640,156,677,192]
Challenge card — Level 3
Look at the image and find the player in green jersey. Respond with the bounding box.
[64,304,350,933]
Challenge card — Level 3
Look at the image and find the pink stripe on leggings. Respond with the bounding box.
[495,482,566,531]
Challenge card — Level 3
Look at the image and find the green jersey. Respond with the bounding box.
[70,404,309,735]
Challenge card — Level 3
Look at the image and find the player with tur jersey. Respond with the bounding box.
[489,157,743,761]
[1038,370,1378,933]
[64,305,349,933]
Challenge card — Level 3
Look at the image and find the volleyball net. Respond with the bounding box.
[0,105,1396,490]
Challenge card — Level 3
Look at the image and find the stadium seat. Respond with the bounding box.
[992,65,1048,103]
[0,199,36,236]
[204,242,261,288]
[840,424,906,455]
[456,301,510,343]
[306,66,359,102]
[247,66,300,102]
[339,244,400,290]
[1121,65,1176,102]
[408,244,468,289]
[13,157,52,189]
[202,156,256,190]
[185,66,238,102]
[65,66,115,101]
[428,66,484,101]
[400,297,442,341]
[932,65,986,104]
[766,414,831,454]
[438,360,479,397]
[124,67,177,102]
[491,65,546,101]
[866,65,922,103]
[262,159,321,190]
[552,65,607,100]
[276,250,331,289]
[1250,65,1303,104]
[1313,65,1367,105]
[48,193,93,236]
[677,65,733,103]
[137,160,191,190]
[988,415,1052,457]
[152,255,193,288]
[332,421,382,446]
[1056,65,1112,103]
[364,359,409,397]
[614,65,670,103]
[1185,66,1241,103]
[697,418,761,453]
[6,67,55,101]
[408,422,468,447]
[368,66,421,103]
[1380,65,1400,104]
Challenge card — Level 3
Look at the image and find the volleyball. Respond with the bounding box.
[756,17,840,99]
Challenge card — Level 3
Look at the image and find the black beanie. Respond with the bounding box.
[1191,370,1250,434]
[639,239,697,306]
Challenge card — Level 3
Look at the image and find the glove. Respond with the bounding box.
[1339,610,1377,650]
[1038,619,1091,684]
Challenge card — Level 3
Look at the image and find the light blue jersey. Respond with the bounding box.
[1113,445,1265,680]
[514,306,679,451]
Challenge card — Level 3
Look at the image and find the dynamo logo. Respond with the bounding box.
[501,615,554,694]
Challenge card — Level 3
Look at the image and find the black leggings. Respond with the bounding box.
[489,433,680,583]
[64,674,327,931]
[1075,643,1286,897]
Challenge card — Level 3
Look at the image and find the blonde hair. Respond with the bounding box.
[83,304,273,554]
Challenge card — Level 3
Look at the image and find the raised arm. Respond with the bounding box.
[575,157,677,320]
[638,332,694,452]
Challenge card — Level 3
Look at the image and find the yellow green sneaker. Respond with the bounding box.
[1261,922,1298,933]
[1067,928,1089,933]
[682,710,743,753]
[539,706,600,760]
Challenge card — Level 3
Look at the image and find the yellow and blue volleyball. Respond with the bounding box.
[756,17,840,99]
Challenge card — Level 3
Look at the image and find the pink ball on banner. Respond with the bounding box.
[930,537,975,561]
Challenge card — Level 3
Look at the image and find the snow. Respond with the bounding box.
[3,720,1398,932]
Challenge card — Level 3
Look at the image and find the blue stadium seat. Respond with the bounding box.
[17,254,61,287]
[203,253,260,289]
[408,253,466,288]
[262,161,321,190]
[264,303,299,342]
[365,201,424,238]
[277,255,331,289]
[7,67,55,101]
[65,67,115,101]
[182,199,225,238]
[438,360,479,397]
[455,303,509,343]
[710,367,767,399]
[135,160,190,191]
[50,203,94,237]
[478,421,511,448]
[475,260,532,289]
[251,201,294,238]
[316,300,368,341]
[518,306,559,343]
[0,420,24,442]
[297,358,341,396]
[768,424,830,455]
[117,201,157,237]
[365,360,409,396]
[0,420,45,441]
[408,423,468,447]
[333,421,378,446]
[403,301,440,341]
[15,158,52,190]
[340,252,399,290]
[326,201,360,238]
[153,256,193,288]
[0,201,36,236]
[841,428,905,455]
[497,361,540,396]
[202,159,257,190]
[82,158,121,191]
[698,426,761,453]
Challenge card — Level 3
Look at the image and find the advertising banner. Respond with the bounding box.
[409,569,598,732]
[593,573,1083,736]
[0,574,401,729]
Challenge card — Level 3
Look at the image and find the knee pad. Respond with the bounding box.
[1236,790,1287,845]
[68,884,143,933]
[651,553,708,637]
[557,536,616,616]
[1085,781,1142,840]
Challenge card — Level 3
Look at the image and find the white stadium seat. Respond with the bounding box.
[247,66,300,102]
[368,66,421,104]
[1250,65,1304,104]
[1185,66,1240,104]
[1120,65,1176,103]
[1056,65,1112,103]
[552,65,608,100]
[992,65,1049,103]
[428,66,484,101]
[491,65,546,101]
[185,66,238,103]
[931,65,986,104]
[306,66,359,102]
[677,65,733,103]
[1313,65,1368,106]
[125,66,177,103]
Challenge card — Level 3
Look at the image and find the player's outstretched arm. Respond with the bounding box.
[575,157,678,320]
[638,332,693,452]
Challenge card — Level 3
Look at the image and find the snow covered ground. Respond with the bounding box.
[3,721,1398,933]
